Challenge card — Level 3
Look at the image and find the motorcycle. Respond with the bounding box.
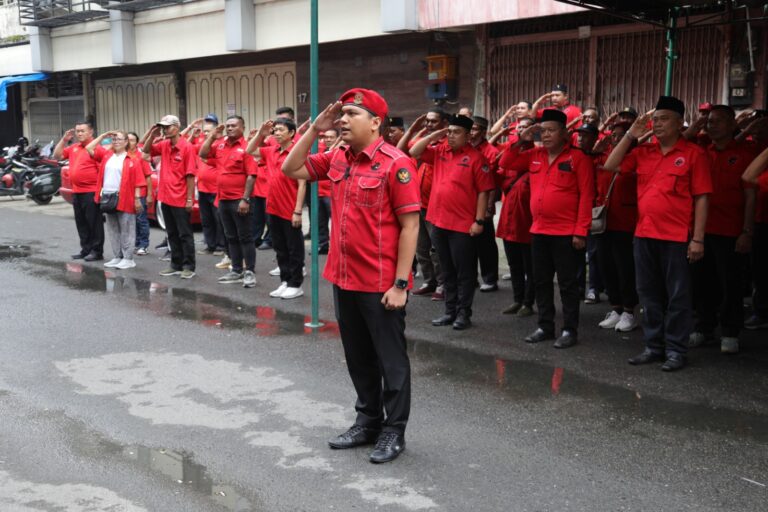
[0,137,62,205]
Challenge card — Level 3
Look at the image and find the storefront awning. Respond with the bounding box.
[0,73,48,111]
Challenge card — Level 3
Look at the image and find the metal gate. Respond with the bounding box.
[488,39,590,122]
[489,24,723,123]
[186,63,296,131]
[95,74,177,134]
[596,25,723,120]
[28,96,84,144]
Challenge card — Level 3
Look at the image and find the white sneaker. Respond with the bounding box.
[115,259,136,270]
[598,310,621,329]
[215,255,231,270]
[269,266,281,277]
[281,286,304,299]
[103,258,122,268]
[501,273,511,281]
[615,312,638,332]
[270,282,288,297]
[721,337,739,354]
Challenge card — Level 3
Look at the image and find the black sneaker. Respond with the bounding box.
[369,431,406,464]
[328,425,380,449]
[744,314,768,330]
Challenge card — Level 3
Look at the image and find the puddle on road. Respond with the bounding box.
[103,442,257,512]
[6,254,768,445]
[0,244,32,260]
[17,256,339,339]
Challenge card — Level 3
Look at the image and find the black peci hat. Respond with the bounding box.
[448,114,474,131]
[540,109,567,126]
[553,84,569,93]
[389,116,404,128]
[655,96,685,117]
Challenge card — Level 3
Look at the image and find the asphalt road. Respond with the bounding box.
[0,196,766,511]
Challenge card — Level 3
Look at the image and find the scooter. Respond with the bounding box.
[0,138,62,205]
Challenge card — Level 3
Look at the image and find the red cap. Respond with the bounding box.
[339,88,388,119]
[698,102,713,112]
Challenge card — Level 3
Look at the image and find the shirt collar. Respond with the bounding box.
[345,137,384,163]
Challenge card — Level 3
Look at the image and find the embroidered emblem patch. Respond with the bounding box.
[396,168,411,184]
[353,92,364,105]
[674,157,685,167]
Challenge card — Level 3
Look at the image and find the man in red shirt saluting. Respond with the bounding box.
[282,89,420,463]
[603,96,712,371]
[143,115,198,279]
[531,84,583,127]
[199,115,258,288]
[53,121,106,261]
[500,109,594,348]
[410,114,496,330]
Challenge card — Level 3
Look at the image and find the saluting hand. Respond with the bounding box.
[381,287,407,310]
[412,113,428,131]
[258,120,274,138]
[62,128,75,142]
[213,124,226,137]
[430,127,450,141]
[629,110,654,139]
[312,101,343,132]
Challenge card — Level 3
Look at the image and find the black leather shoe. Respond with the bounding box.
[328,424,380,449]
[661,353,686,372]
[369,431,405,463]
[553,330,578,349]
[71,253,85,260]
[452,311,471,330]
[627,348,665,365]
[83,252,103,262]
[432,314,456,326]
[524,328,554,343]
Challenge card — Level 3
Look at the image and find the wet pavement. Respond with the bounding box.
[0,202,766,511]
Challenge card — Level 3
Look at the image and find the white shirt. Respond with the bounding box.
[103,152,127,193]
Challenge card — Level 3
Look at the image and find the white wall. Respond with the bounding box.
[44,0,385,72]
[0,43,33,76]
[0,1,26,40]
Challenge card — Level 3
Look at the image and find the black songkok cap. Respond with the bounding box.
[553,84,568,93]
[576,124,599,135]
[471,116,489,129]
[449,114,474,132]
[620,106,638,118]
[389,117,404,128]
[540,109,567,126]
[655,96,685,117]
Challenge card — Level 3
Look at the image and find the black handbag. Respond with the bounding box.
[99,191,119,213]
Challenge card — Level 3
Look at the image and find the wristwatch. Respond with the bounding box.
[394,278,408,290]
[474,219,485,226]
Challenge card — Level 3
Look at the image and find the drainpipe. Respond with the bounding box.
[664,8,678,96]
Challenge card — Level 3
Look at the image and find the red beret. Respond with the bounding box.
[339,88,388,120]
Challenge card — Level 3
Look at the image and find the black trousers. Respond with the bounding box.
[753,222,768,318]
[334,286,411,434]
[250,196,271,246]
[595,231,638,310]
[634,237,692,356]
[415,209,442,288]
[72,192,104,256]
[503,240,535,307]
[432,226,478,317]
[477,219,499,285]
[317,196,331,251]
[198,191,226,251]
[219,199,255,273]
[269,215,304,287]
[531,234,583,335]
[691,234,745,338]
[161,203,196,271]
